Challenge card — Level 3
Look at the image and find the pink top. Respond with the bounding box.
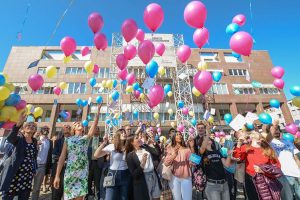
[164,147,192,179]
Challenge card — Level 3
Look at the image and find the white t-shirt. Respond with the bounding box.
[271,138,300,178]
[135,149,154,172]
[103,144,128,170]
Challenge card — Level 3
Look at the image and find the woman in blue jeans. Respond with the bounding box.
[94,129,131,200]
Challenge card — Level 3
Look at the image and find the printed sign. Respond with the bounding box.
[229,114,247,131]
[189,153,202,165]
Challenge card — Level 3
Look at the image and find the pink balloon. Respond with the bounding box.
[124,44,137,60]
[219,131,226,137]
[136,29,145,42]
[148,101,155,109]
[273,79,285,90]
[157,127,162,133]
[215,132,220,137]
[53,86,62,96]
[88,12,104,34]
[230,31,253,56]
[193,27,209,48]
[93,64,100,74]
[296,132,300,138]
[28,74,44,92]
[15,100,27,110]
[118,69,128,80]
[193,71,213,95]
[148,85,164,106]
[177,45,191,63]
[133,90,141,98]
[2,122,16,129]
[126,72,136,85]
[94,33,108,51]
[177,124,184,132]
[138,40,155,64]
[189,128,195,134]
[65,111,71,120]
[116,54,128,70]
[81,46,90,56]
[271,66,285,79]
[184,1,207,28]
[121,19,138,43]
[286,123,298,135]
[60,36,76,57]
[182,107,189,115]
[232,14,246,27]
[143,3,164,32]
[155,43,165,56]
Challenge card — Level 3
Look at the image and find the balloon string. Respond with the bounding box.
[17,2,31,40]
[249,0,254,36]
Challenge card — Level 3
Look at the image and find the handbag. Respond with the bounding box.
[161,163,173,181]
[103,171,116,187]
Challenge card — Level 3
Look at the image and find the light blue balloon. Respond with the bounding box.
[112,118,118,126]
[220,147,228,157]
[191,118,197,126]
[177,100,184,109]
[164,84,172,94]
[212,72,222,82]
[246,123,254,130]
[113,80,118,88]
[82,120,88,127]
[105,119,111,125]
[133,83,140,91]
[0,74,5,86]
[133,110,138,118]
[232,52,241,59]
[96,96,103,104]
[269,99,280,109]
[137,88,143,94]
[82,100,88,107]
[59,110,68,119]
[76,98,83,107]
[282,133,295,143]
[121,80,127,85]
[5,93,21,106]
[226,23,239,35]
[258,113,272,124]
[145,60,159,78]
[224,113,233,124]
[290,85,300,97]
[111,91,120,101]
[89,78,97,87]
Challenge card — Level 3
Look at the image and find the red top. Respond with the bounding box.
[233,144,281,176]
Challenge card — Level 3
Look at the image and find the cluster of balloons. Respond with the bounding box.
[59,110,71,121]
[164,84,172,97]
[290,85,300,108]
[76,98,89,107]
[88,12,108,51]
[271,66,285,90]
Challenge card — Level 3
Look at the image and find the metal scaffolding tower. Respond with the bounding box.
[172,34,196,139]
[106,33,123,134]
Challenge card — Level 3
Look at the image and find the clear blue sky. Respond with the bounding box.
[0,0,299,99]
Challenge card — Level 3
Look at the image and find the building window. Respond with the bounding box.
[200,52,219,62]
[44,110,51,122]
[72,50,91,60]
[65,83,86,94]
[97,68,110,78]
[224,53,243,62]
[37,67,60,75]
[228,69,248,76]
[41,50,65,60]
[233,87,255,95]
[218,108,230,120]
[259,88,280,95]
[14,83,28,94]
[92,86,109,94]
[209,83,229,95]
[33,86,54,94]
[65,67,86,74]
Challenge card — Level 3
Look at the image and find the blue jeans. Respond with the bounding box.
[285,176,300,200]
[105,169,131,200]
[2,190,31,200]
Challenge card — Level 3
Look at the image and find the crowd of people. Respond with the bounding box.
[1,105,300,200]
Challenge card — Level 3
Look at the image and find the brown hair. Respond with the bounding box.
[71,122,83,135]
[113,130,124,153]
[125,135,135,158]
[171,131,186,148]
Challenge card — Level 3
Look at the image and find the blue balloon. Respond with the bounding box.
[82,120,88,127]
[113,80,118,88]
[105,118,111,125]
[258,113,272,124]
[137,88,143,94]
[111,91,120,101]
[212,72,222,82]
[145,60,159,78]
[76,98,83,107]
[164,84,172,94]
[0,74,5,86]
[220,147,228,157]
[87,115,92,121]
[246,123,254,130]
[89,78,97,87]
[290,85,300,97]
[5,93,21,106]
[191,118,197,126]
[231,52,240,59]
[59,110,68,119]
[133,111,138,118]
[132,83,140,91]
[121,80,127,85]
[96,96,103,104]
[177,100,184,108]
[82,100,88,107]
[282,133,295,143]
[224,113,233,124]
[112,118,119,126]
[226,23,239,35]
[269,99,280,108]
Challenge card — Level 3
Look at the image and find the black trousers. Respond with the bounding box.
[87,160,102,200]
[51,163,65,200]
[245,173,259,200]
[225,170,236,200]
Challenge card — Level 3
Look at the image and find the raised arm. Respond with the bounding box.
[87,104,102,139]
[94,134,109,158]
[199,134,209,155]
[7,110,27,145]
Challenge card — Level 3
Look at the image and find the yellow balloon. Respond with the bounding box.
[114,113,120,119]
[46,65,57,78]
[242,126,247,131]
[189,111,195,117]
[126,86,133,93]
[192,87,201,97]
[160,136,166,144]
[153,112,159,120]
[5,83,15,92]
[197,61,208,71]
[158,66,166,76]
[106,80,113,89]
[171,122,176,128]
[109,95,112,101]
[59,82,68,90]
[64,56,72,63]
[26,104,34,115]
[10,109,24,123]
[292,97,300,108]
[0,106,17,121]
[139,93,145,100]
[0,100,4,109]
[33,107,43,118]
[208,116,214,123]
[168,108,173,115]
[0,72,8,82]
[167,91,173,97]
[84,61,93,74]
[102,80,107,87]
[0,86,10,101]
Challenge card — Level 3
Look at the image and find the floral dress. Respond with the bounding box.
[8,143,36,194]
[64,135,89,200]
